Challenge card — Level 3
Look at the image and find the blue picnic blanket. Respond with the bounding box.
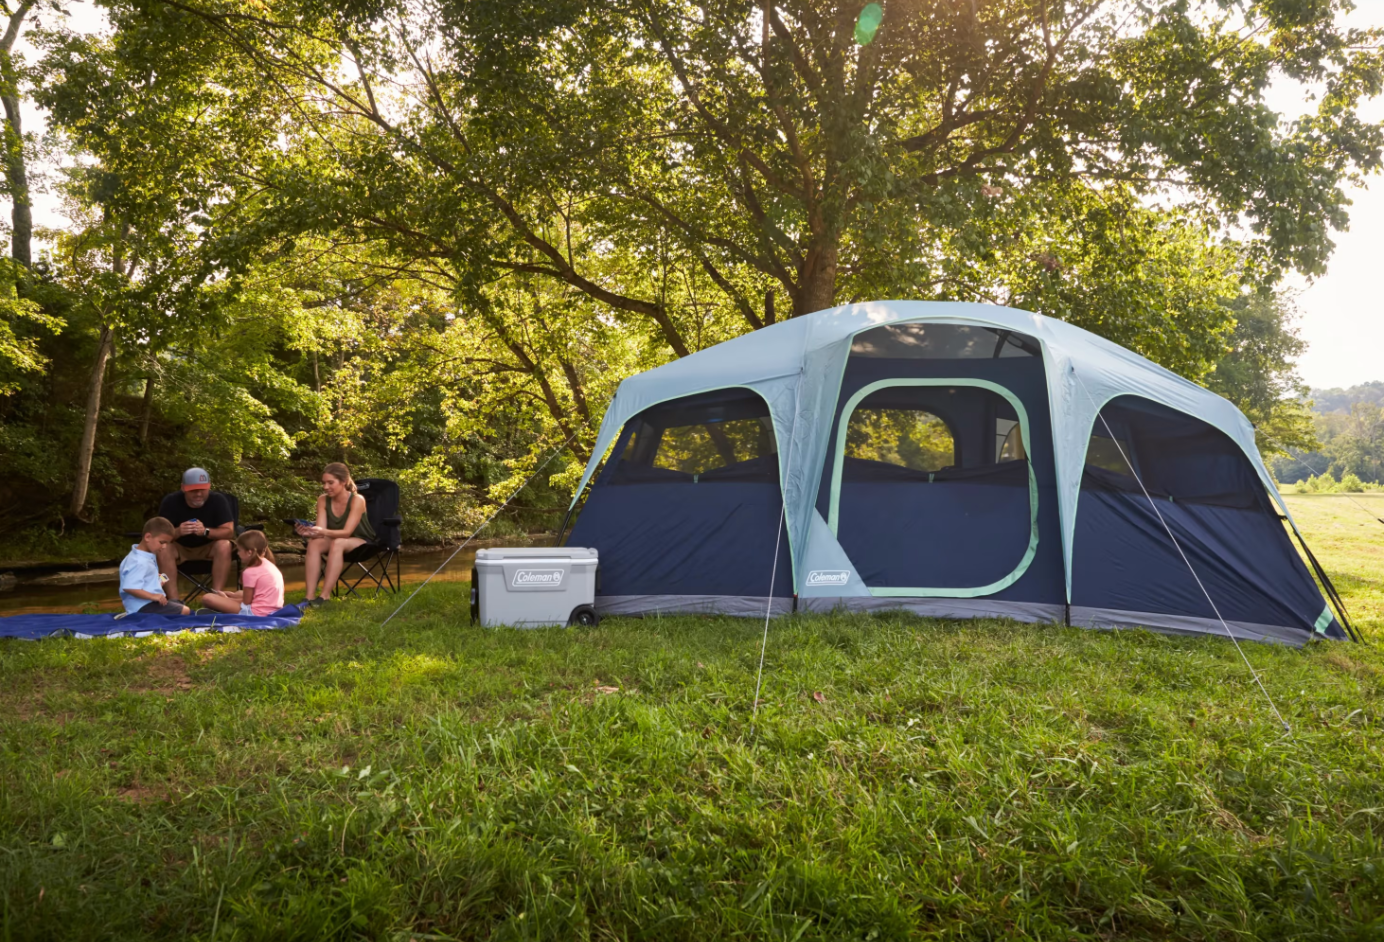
[0,605,306,640]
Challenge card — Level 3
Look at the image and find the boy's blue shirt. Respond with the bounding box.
[119,544,164,614]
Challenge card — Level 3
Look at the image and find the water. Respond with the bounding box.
[0,546,503,616]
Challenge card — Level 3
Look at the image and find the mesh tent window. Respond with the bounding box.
[845,406,957,474]
[850,323,1040,359]
[834,384,1030,491]
[1081,397,1268,509]
[608,388,778,485]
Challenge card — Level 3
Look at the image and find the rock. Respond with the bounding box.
[26,567,121,587]
[0,572,15,592]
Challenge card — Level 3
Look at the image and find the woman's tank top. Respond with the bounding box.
[326,493,376,542]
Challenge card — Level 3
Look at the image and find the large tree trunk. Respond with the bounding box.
[69,221,129,518]
[796,241,838,316]
[69,325,115,517]
[0,2,34,266]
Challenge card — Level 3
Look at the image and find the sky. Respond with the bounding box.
[1268,4,1384,390]
[12,2,1384,391]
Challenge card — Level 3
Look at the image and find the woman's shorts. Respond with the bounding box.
[239,603,253,616]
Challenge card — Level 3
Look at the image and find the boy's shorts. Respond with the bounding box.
[137,600,187,616]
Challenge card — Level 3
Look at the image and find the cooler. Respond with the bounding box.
[470,547,600,628]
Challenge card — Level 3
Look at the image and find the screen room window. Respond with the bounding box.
[610,389,779,484]
[649,416,776,475]
[845,408,956,472]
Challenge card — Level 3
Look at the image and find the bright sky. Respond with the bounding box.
[14,2,1384,390]
[1269,4,1384,390]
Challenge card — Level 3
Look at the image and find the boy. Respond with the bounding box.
[120,517,192,616]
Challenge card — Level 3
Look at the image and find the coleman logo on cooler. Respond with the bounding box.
[806,570,851,586]
[512,569,564,588]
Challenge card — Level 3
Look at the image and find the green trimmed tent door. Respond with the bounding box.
[828,379,1038,597]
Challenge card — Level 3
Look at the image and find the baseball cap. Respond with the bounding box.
[181,467,211,491]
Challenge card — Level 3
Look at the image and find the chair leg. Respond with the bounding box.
[338,561,374,599]
[340,555,399,599]
[179,571,211,605]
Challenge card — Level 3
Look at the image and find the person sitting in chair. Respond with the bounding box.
[156,467,235,602]
[297,462,376,606]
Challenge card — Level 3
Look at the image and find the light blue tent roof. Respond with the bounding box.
[572,301,1292,601]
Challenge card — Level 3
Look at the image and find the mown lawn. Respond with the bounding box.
[2,498,1384,940]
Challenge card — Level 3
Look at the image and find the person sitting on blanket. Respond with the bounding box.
[120,517,192,616]
[199,530,285,616]
[296,461,376,607]
[156,467,236,602]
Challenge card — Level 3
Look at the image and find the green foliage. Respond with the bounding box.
[1207,292,1318,457]
[0,0,1376,553]
[1276,397,1384,487]
[0,259,60,395]
[1287,471,1381,494]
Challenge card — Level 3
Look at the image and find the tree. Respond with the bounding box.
[0,0,39,265]
[1206,291,1317,457]
[141,0,1382,353]
[35,2,301,515]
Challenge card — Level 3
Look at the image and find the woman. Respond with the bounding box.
[200,530,285,615]
[297,462,376,605]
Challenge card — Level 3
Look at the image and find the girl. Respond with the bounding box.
[297,462,376,605]
[200,530,285,616]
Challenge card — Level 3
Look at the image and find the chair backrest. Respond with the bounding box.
[355,478,401,550]
[223,492,242,530]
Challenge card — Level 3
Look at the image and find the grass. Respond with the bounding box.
[0,498,1382,940]
[1283,493,1384,630]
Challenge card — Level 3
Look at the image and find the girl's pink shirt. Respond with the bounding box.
[240,559,285,616]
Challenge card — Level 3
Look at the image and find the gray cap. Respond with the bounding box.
[181,467,211,491]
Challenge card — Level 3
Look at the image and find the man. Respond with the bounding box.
[156,467,235,599]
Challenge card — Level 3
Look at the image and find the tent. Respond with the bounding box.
[565,301,1350,645]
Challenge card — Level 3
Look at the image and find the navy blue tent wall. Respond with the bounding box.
[1070,397,1344,642]
[568,388,793,615]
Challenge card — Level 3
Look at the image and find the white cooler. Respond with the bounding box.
[470,547,599,628]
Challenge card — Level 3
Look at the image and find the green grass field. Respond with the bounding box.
[2,496,1384,940]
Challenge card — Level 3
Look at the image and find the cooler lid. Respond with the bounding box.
[475,546,598,560]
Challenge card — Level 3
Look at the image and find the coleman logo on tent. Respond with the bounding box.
[512,569,564,588]
[806,570,851,586]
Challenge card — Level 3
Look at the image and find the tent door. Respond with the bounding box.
[828,379,1038,597]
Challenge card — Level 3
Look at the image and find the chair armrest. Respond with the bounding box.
[122,530,142,540]
[382,516,403,526]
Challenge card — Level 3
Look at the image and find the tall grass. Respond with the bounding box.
[1,496,1382,939]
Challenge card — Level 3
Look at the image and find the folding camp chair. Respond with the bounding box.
[126,492,263,605]
[332,478,403,599]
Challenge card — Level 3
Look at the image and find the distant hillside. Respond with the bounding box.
[1309,382,1384,414]
[1271,382,1384,484]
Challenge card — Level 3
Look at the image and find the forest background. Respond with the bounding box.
[0,0,1381,560]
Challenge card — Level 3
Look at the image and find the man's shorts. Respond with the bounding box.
[170,540,226,564]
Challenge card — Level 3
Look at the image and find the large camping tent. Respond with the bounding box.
[565,301,1349,645]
